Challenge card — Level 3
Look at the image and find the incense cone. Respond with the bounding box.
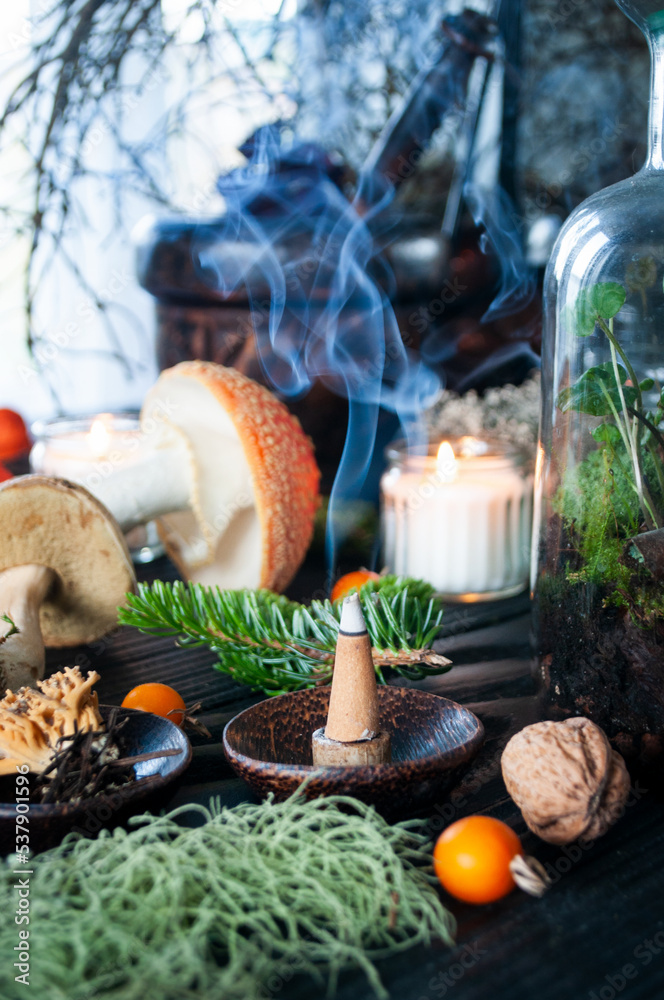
[312,593,391,766]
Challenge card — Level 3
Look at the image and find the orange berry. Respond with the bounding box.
[121,683,186,726]
[0,409,30,462]
[330,570,380,603]
[0,409,29,461]
[433,816,523,905]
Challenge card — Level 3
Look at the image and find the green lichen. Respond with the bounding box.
[0,790,455,1000]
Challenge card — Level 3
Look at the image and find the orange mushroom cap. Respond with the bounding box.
[143,362,320,593]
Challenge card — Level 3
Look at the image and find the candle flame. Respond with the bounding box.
[436,440,457,482]
[88,415,112,458]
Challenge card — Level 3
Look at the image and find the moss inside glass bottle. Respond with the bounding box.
[534,0,664,759]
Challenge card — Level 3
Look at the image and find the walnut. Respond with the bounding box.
[501,717,630,845]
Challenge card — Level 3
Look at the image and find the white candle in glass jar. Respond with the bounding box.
[30,414,144,487]
[29,414,162,563]
[380,437,533,601]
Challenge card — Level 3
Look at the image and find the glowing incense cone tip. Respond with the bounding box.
[340,592,367,634]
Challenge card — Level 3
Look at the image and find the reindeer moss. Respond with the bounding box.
[0,790,454,1000]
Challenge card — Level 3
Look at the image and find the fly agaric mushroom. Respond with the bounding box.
[0,476,136,692]
[93,361,320,592]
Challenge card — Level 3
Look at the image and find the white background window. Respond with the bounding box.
[0,0,296,422]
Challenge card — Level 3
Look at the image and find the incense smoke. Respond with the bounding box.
[194,11,536,568]
[196,121,536,565]
[190,9,528,568]
[464,183,536,323]
[419,180,538,391]
[196,126,440,563]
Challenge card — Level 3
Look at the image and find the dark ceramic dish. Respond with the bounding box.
[223,686,484,819]
[0,705,192,855]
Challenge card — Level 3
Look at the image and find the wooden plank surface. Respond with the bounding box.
[42,559,664,1000]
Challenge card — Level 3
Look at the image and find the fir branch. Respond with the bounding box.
[0,615,19,645]
[119,577,450,695]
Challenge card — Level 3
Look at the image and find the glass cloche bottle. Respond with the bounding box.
[533,0,664,759]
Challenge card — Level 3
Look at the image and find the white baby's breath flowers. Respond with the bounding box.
[425,371,541,465]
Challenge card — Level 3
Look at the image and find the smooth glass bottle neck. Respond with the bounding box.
[646,23,664,170]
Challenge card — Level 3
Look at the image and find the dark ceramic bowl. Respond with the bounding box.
[223,687,484,819]
[0,705,192,855]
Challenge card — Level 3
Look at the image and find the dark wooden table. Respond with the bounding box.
[44,559,664,1000]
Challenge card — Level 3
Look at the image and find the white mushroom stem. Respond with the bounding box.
[0,565,57,691]
[83,395,257,584]
[91,429,194,532]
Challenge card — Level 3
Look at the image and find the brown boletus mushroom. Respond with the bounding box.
[0,476,136,691]
[94,361,320,592]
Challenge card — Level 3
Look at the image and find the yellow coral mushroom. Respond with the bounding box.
[0,666,103,775]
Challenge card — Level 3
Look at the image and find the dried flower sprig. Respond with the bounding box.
[426,371,541,464]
